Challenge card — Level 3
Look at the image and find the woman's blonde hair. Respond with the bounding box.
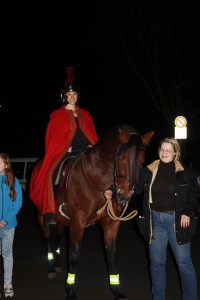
[0,153,16,199]
[158,137,181,162]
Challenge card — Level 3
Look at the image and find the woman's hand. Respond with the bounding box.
[104,190,113,200]
[180,215,190,228]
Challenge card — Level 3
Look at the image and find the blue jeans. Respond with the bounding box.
[0,228,15,286]
[149,211,197,300]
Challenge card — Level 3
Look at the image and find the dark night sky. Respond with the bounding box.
[0,1,200,162]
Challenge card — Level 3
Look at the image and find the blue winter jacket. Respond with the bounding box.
[0,175,23,229]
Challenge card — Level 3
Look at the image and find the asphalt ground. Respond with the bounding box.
[2,197,200,300]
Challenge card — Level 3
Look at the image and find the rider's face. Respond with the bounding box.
[66,91,78,104]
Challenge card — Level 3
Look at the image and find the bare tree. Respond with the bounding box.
[90,0,200,126]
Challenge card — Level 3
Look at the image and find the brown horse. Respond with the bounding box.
[36,125,154,300]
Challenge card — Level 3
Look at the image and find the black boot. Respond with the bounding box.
[44,213,57,226]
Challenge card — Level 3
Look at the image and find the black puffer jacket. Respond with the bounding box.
[134,160,199,244]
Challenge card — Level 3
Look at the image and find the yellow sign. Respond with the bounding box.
[175,116,187,128]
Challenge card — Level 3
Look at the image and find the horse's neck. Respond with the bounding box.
[83,149,115,187]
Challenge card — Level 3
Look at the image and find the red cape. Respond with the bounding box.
[29,105,98,214]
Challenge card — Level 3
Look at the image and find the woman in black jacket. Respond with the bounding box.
[134,137,199,300]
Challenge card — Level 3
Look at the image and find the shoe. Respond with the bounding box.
[4,284,14,298]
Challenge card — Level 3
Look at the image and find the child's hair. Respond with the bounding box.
[0,153,16,199]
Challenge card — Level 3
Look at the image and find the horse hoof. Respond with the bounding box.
[66,285,77,300]
[111,286,128,300]
[47,272,57,279]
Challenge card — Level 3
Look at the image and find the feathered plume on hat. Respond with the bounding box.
[63,66,79,94]
[60,66,80,103]
[64,66,74,86]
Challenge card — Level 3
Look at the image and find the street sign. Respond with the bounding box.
[174,116,187,139]
[175,116,187,128]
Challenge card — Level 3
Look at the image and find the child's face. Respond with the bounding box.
[0,159,6,175]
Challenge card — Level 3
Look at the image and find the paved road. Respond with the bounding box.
[5,198,200,300]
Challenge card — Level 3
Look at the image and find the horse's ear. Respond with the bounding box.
[142,130,155,145]
[118,127,132,143]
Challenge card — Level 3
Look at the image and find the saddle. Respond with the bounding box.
[56,152,84,196]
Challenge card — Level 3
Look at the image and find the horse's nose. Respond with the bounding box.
[116,190,132,203]
[117,188,132,198]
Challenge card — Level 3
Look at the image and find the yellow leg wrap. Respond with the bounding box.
[66,273,75,285]
[48,252,54,260]
[56,248,60,254]
[109,274,120,285]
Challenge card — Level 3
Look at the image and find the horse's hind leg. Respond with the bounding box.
[47,224,64,279]
[103,221,128,300]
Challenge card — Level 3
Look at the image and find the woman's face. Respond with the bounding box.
[0,158,6,175]
[66,91,78,105]
[159,142,175,163]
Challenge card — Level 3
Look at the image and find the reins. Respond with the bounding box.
[96,193,138,221]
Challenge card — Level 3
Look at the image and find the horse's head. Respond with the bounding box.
[112,126,154,204]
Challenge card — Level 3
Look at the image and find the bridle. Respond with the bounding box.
[113,146,135,195]
[81,132,143,198]
[112,134,142,198]
[96,136,142,221]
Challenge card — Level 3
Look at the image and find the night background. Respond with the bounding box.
[1,0,200,164]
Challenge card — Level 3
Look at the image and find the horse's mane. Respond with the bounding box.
[102,124,138,140]
[117,125,143,185]
[116,124,142,155]
[118,124,138,135]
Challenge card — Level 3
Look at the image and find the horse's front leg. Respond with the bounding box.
[103,220,128,300]
[65,224,84,300]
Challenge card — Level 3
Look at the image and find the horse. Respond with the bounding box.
[36,125,154,300]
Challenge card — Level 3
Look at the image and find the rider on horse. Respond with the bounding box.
[29,67,98,225]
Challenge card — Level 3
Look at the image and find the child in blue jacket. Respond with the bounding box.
[0,153,23,298]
